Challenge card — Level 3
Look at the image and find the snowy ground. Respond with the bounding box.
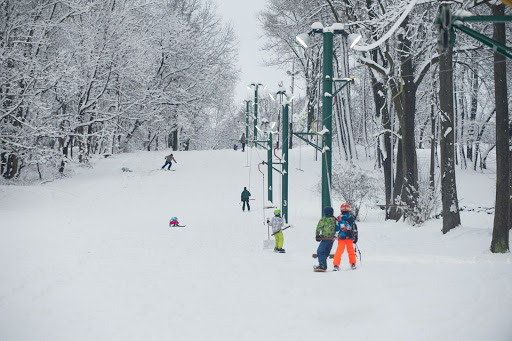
[0,146,510,341]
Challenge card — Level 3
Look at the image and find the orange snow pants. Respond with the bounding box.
[333,239,356,266]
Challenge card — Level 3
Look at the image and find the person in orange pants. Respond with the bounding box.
[333,203,358,270]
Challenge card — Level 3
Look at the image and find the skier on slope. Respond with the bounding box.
[270,209,285,253]
[333,203,358,270]
[241,187,251,211]
[314,207,337,272]
[161,153,177,170]
[240,133,246,152]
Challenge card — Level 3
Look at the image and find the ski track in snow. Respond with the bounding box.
[0,147,511,341]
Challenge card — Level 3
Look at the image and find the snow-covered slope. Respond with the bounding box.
[0,147,510,341]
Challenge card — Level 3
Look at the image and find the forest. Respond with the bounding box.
[1,0,511,252]
[1,0,239,178]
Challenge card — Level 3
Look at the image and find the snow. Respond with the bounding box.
[1,147,511,341]
[353,0,419,52]
[453,9,474,18]
[318,127,330,135]
[444,127,453,137]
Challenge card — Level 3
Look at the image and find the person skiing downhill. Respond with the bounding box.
[241,187,251,211]
[161,153,177,170]
[314,206,337,272]
[333,203,358,270]
[270,209,285,253]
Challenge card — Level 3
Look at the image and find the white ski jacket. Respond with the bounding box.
[270,215,284,234]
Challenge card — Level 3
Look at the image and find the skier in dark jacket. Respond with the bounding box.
[241,187,251,211]
[241,133,246,152]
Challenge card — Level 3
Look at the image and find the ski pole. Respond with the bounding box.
[355,243,362,263]
[271,225,291,236]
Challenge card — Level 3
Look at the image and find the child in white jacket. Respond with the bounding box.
[270,209,285,253]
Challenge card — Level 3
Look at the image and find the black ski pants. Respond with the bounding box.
[242,199,250,211]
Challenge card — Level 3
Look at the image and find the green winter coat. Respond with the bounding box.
[241,189,251,200]
[316,216,336,238]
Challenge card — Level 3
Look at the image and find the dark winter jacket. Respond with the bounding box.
[241,189,251,201]
[336,213,358,240]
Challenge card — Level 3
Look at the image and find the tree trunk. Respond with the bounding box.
[371,72,393,219]
[396,17,419,216]
[438,41,461,234]
[467,70,478,161]
[390,135,404,221]
[490,4,509,253]
[430,97,437,190]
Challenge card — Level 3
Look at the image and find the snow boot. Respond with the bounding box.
[313,264,327,272]
[351,263,357,270]
[333,265,340,271]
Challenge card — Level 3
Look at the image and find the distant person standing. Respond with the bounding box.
[161,153,177,170]
[241,187,251,211]
[240,133,246,152]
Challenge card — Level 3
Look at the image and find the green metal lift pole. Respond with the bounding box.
[245,101,250,144]
[268,132,273,204]
[453,22,512,60]
[321,30,334,213]
[282,103,289,223]
[253,85,259,144]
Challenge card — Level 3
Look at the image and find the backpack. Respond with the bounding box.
[336,215,357,240]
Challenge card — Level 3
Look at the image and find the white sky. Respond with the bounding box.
[213,0,291,104]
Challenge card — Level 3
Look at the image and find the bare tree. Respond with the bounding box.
[437,3,461,234]
[490,3,509,253]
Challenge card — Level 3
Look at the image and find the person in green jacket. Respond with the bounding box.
[241,187,251,211]
[314,206,337,272]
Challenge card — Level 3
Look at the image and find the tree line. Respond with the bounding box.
[258,0,510,252]
[1,0,238,179]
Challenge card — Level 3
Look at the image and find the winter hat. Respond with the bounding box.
[323,206,334,216]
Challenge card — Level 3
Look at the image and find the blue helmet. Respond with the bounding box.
[323,206,334,216]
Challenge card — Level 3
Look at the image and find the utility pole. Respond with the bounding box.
[248,83,263,144]
[321,29,334,212]
[243,100,251,146]
[282,103,289,222]
[287,63,299,150]
[296,23,361,214]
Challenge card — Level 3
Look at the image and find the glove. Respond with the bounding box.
[353,233,358,244]
[316,235,321,242]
